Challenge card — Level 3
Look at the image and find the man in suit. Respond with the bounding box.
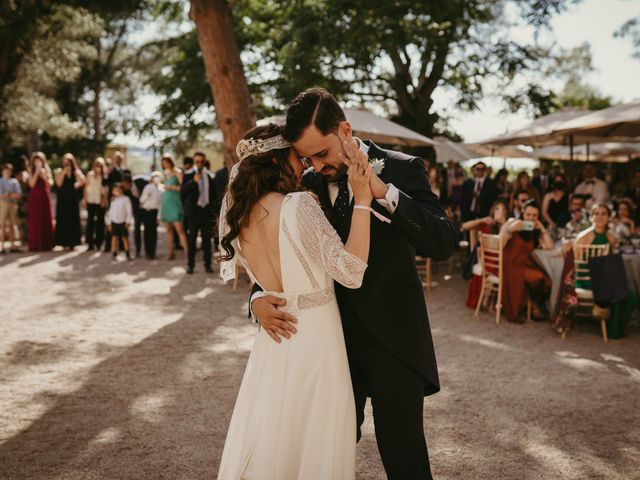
[460,161,498,221]
[532,162,552,199]
[251,88,457,479]
[182,152,216,274]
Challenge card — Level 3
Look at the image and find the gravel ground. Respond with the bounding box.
[0,245,639,480]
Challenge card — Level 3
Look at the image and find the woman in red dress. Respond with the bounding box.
[27,152,55,251]
[500,200,555,322]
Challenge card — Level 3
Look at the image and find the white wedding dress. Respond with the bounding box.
[217,192,367,480]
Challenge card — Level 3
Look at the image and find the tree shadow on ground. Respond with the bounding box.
[0,271,254,479]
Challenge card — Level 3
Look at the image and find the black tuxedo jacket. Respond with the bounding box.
[183,171,217,216]
[460,177,498,220]
[302,140,456,395]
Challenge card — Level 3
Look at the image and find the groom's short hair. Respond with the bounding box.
[283,87,346,142]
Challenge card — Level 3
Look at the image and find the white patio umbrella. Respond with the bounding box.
[464,143,532,158]
[552,99,640,142]
[433,136,481,163]
[478,108,590,146]
[533,141,640,162]
[259,108,437,147]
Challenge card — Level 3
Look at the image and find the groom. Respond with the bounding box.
[251,87,457,479]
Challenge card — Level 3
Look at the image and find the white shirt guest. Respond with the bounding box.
[140,181,164,212]
[574,164,608,208]
[107,195,134,225]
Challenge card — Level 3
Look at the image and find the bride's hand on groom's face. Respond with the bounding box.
[340,141,373,205]
[340,140,387,200]
[253,295,298,343]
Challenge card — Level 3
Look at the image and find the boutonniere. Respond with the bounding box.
[369,158,385,175]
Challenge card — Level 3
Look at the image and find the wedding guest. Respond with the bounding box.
[106,183,133,261]
[573,204,637,338]
[104,151,126,252]
[121,174,142,257]
[139,171,163,259]
[574,163,609,208]
[624,170,640,224]
[448,164,466,218]
[541,173,570,231]
[494,168,511,203]
[183,151,216,274]
[0,163,22,253]
[131,173,150,257]
[460,161,498,221]
[612,199,636,239]
[565,195,591,236]
[84,158,108,251]
[509,171,538,212]
[27,152,55,251]
[160,155,188,260]
[181,156,196,237]
[54,153,85,250]
[532,162,552,198]
[428,166,442,201]
[500,200,554,322]
[511,190,530,219]
[15,155,30,246]
[463,200,509,309]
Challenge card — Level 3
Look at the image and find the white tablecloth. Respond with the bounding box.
[532,249,640,312]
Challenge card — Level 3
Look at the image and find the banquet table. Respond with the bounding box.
[532,249,640,312]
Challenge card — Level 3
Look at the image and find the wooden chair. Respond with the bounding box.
[474,233,504,324]
[415,256,432,292]
[570,243,611,343]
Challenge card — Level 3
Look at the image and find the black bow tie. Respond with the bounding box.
[585,180,595,185]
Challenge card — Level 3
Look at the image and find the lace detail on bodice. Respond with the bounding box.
[293,192,367,289]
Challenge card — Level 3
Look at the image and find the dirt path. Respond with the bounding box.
[1,248,639,479]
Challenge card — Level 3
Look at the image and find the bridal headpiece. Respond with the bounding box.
[220,134,292,282]
[235,134,291,161]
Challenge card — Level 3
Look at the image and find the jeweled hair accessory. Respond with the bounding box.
[235,135,291,161]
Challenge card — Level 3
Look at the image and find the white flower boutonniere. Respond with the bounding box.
[369,158,386,175]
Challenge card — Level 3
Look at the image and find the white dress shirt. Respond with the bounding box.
[140,183,163,211]
[107,195,134,225]
[326,138,400,212]
[574,177,609,207]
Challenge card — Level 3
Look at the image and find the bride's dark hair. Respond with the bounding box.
[220,123,301,262]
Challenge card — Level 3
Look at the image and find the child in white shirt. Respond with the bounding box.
[107,183,134,260]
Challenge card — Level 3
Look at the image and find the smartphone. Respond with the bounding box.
[521,221,535,231]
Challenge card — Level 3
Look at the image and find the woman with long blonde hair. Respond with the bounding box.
[84,157,108,251]
[27,151,54,251]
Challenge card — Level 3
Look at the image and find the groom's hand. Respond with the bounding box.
[252,296,298,343]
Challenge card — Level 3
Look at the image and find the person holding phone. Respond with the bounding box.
[500,200,554,322]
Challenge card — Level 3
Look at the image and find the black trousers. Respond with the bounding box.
[133,209,143,255]
[341,298,432,480]
[142,209,158,257]
[86,203,105,249]
[187,206,213,269]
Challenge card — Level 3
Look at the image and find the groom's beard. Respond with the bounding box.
[324,163,349,183]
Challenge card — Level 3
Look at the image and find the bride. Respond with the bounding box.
[217,123,374,479]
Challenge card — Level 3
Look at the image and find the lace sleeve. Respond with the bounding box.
[295,192,367,289]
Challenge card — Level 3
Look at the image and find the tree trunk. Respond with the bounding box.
[93,82,102,141]
[190,0,255,167]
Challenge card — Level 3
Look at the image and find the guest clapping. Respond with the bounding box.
[612,199,636,240]
[27,152,55,251]
[565,195,591,236]
[54,153,85,250]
